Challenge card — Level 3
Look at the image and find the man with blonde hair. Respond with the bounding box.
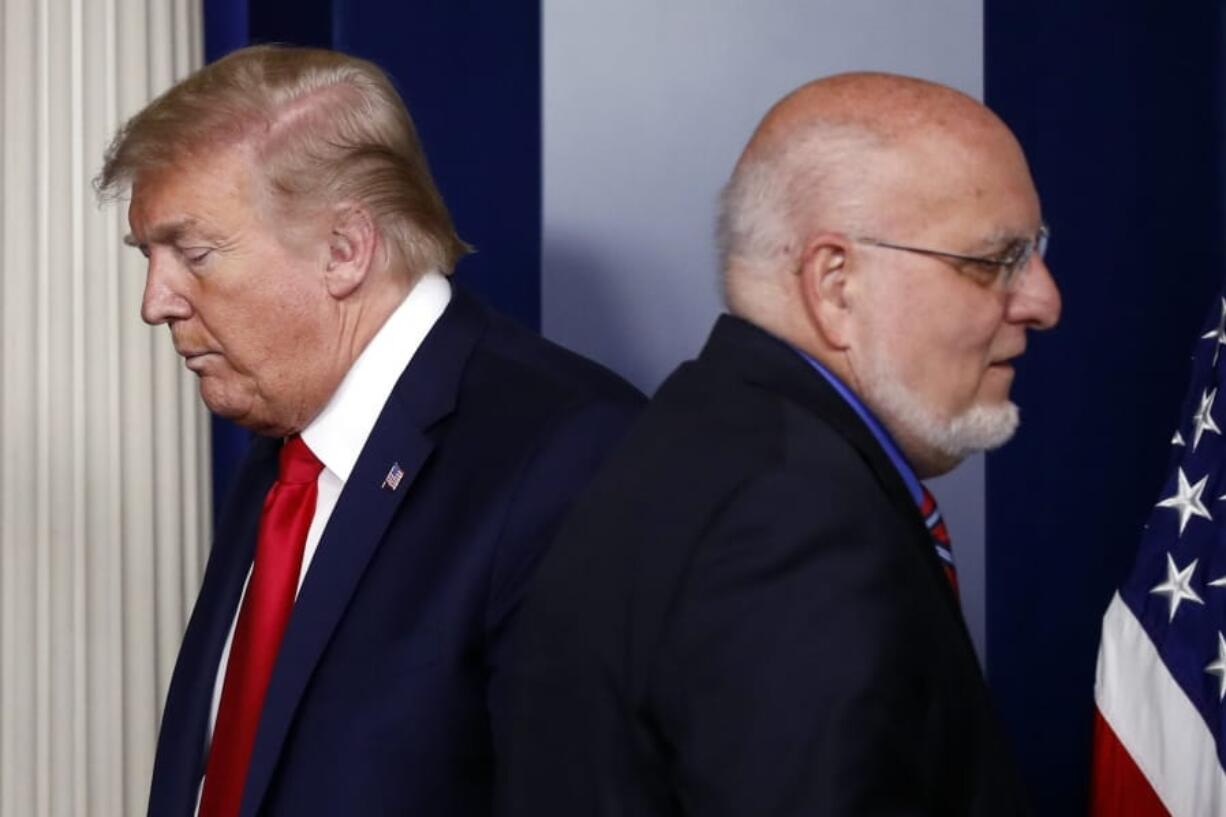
[98,45,642,817]
[502,73,1060,815]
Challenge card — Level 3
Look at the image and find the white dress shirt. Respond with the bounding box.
[196,270,451,809]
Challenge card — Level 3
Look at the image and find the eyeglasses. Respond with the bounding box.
[855,224,1049,289]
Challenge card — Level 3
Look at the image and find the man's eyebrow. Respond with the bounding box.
[124,218,217,248]
[972,226,1034,254]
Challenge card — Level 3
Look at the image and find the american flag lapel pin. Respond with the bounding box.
[381,462,405,491]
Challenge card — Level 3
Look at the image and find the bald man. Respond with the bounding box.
[499,74,1059,816]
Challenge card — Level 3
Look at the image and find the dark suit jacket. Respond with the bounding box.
[501,315,1030,816]
[146,287,644,817]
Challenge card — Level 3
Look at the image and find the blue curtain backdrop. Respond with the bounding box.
[985,4,1226,813]
[202,0,541,520]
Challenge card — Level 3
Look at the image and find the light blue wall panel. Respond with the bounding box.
[541,0,989,658]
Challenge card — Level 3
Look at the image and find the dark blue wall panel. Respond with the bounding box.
[203,0,256,519]
[332,0,541,329]
[985,5,1226,813]
[204,0,248,62]
[249,0,332,48]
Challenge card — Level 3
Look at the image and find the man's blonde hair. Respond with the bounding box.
[96,44,470,275]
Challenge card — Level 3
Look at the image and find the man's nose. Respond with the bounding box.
[139,254,192,326]
[1007,254,1061,331]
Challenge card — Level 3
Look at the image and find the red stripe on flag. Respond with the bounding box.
[1090,708,1169,817]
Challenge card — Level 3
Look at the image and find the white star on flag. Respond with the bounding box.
[1150,553,1205,621]
[1173,430,1186,446]
[1156,467,1212,534]
[1203,297,1226,363]
[1192,388,1222,450]
[1207,633,1226,700]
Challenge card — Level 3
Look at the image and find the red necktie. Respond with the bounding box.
[198,436,323,817]
[920,485,958,593]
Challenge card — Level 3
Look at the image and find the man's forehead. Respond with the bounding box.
[865,128,1039,233]
[128,150,256,236]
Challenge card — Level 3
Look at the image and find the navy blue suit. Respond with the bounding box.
[146,287,644,816]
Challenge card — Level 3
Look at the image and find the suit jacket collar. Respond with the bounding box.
[698,315,964,615]
[302,269,452,483]
[790,347,926,505]
[699,315,918,514]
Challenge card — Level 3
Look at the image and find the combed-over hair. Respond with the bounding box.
[96,44,469,275]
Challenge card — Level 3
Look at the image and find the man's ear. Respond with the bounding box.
[798,232,856,350]
[324,202,378,300]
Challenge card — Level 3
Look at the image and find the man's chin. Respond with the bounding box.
[941,401,1020,456]
[871,383,1020,469]
[858,356,1021,468]
[198,382,254,428]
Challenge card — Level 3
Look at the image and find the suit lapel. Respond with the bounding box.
[238,288,488,817]
[147,437,279,817]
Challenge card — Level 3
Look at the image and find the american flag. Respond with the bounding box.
[382,462,404,492]
[1092,296,1226,815]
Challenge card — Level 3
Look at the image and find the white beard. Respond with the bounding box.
[857,351,1020,463]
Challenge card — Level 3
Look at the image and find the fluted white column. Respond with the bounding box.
[0,1,208,815]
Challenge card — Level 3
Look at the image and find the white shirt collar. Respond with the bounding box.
[300,269,451,483]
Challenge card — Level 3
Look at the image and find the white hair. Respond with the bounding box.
[716,121,883,315]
